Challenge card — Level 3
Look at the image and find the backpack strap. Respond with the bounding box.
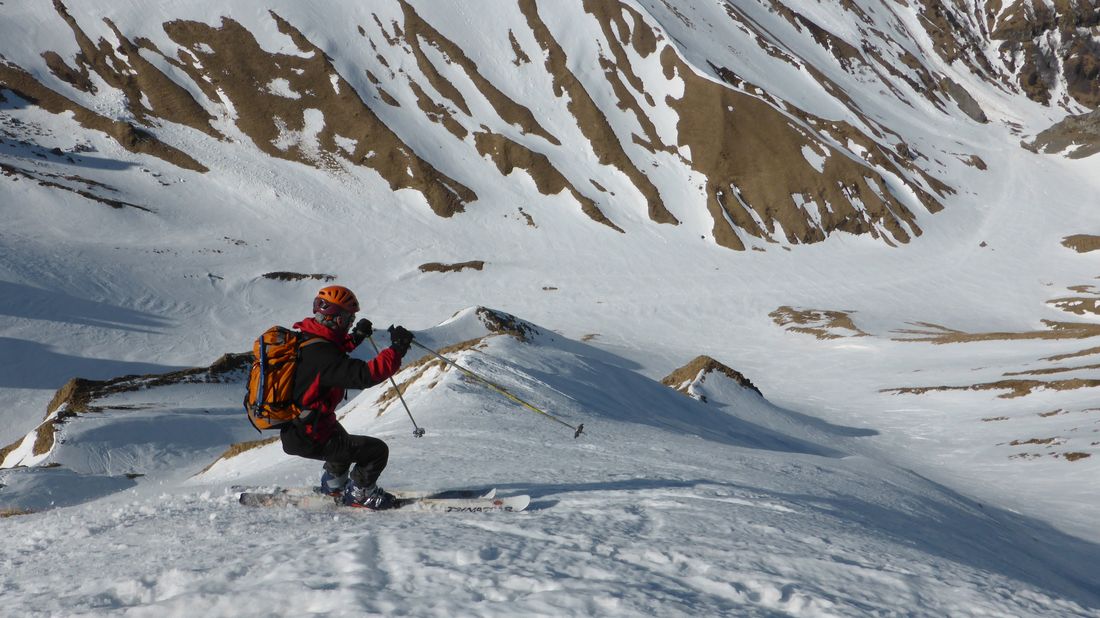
[288,334,332,418]
[298,336,328,350]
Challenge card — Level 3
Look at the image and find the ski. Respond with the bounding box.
[238,490,528,513]
[393,487,498,500]
[231,485,496,500]
[396,494,530,513]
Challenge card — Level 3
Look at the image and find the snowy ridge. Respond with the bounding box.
[3,308,1100,615]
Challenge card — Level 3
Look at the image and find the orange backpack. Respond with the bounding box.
[243,326,325,431]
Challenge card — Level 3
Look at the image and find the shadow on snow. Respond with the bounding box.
[0,281,171,332]
[0,337,184,389]
[501,476,1100,613]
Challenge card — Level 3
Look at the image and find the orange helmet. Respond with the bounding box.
[313,285,360,315]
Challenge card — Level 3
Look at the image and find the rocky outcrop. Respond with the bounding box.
[662,355,762,400]
[0,61,207,172]
[0,353,250,467]
[160,11,477,217]
[987,0,1100,109]
[1026,109,1100,158]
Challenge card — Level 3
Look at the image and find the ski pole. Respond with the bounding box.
[368,335,426,438]
[410,340,584,439]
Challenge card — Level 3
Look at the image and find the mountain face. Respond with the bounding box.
[985,0,1100,108]
[2,0,1093,251]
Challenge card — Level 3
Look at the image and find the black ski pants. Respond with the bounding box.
[280,422,389,487]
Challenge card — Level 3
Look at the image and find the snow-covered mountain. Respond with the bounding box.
[5,0,1094,251]
[2,1,1099,615]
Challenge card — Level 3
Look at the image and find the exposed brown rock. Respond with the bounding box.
[262,272,336,282]
[509,30,531,66]
[1062,234,1100,252]
[941,77,990,123]
[519,0,678,227]
[476,307,540,342]
[200,437,278,474]
[1048,296,1100,317]
[418,260,485,273]
[1004,363,1100,377]
[1009,437,1061,446]
[374,361,442,414]
[764,1,991,122]
[1027,109,1100,158]
[6,2,1040,249]
[0,162,152,211]
[664,48,947,250]
[518,207,537,227]
[474,131,622,231]
[584,1,668,144]
[0,61,206,171]
[410,82,468,139]
[886,377,1100,399]
[0,438,21,468]
[1063,37,1100,107]
[40,50,93,93]
[48,1,219,138]
[988,0,1100,108]
[913,0,1001,80]
[662,355,762,398]
[893,320,1100,343]
[962,154,988,170]
[395,0,558,145]
[3,353,251,461]
[160,12,476,217]
[1045,345,1100,361]
[770,306,869,339]
[46,377,99,417]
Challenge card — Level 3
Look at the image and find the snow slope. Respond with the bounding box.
[3,309,1100,616]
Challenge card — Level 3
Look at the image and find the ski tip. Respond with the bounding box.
[510,494,531,512]
[460,494,530,513]
[574,423,584,439]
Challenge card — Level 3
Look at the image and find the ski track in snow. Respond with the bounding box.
[4,477,1096,617]
[4,396,1099,618]
[5,320,1099,616]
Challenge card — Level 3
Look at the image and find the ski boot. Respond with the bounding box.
[319,470,349,497]
[343,483,398,510]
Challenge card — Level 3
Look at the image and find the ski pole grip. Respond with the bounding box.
[388,324,414,338]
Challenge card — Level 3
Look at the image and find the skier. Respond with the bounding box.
[283,285,414,509]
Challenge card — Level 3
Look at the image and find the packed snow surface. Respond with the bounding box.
[3,313,1100,616]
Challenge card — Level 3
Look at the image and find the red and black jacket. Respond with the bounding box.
[290,318,401,443]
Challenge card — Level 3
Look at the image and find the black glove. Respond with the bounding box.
[388,324,414,358]
[350,318,373,347]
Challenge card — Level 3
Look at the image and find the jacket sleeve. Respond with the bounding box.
[298,342,402,392]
